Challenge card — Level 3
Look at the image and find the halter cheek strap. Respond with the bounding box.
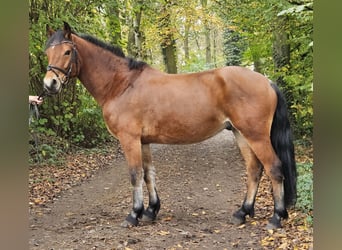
[46,41,79,86]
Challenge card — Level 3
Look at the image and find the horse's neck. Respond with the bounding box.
[74,36,131,106]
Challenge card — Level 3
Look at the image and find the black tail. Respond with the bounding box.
[270,83,297,207]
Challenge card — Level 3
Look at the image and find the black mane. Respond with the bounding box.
[80,34,125,57]
[46,30,147,71]
[79,34,147,70]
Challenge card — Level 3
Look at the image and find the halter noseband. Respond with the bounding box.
[46,40,78,86]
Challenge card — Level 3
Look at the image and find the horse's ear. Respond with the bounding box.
[63,21,72,40]
[46,24,55,37]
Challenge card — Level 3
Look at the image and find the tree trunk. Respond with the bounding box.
[272,16,295,128]
[161,39,177,74]
[212,29,217,68]
[273,17,290,90]
[184,21,190,62]
[159,0,177,73]
[205,27,211,66]
[201,0,211,66]
[127,0,144,59]
[106,3,122,47]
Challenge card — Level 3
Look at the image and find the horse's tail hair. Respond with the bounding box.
[270,83,297,208]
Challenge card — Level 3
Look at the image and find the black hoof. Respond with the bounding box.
[265,220,282,229]
[231,215,245,225]
[266,214,282,229]
[121,214,139,228]
[231,210,246,225]
[140,209,157,222]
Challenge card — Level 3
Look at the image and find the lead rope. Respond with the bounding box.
[29,90,49,163]
[29,102,41,163]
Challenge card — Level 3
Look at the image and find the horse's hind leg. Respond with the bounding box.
[243,136,288,229]
[141,144,161,222]
[231,130,263,225]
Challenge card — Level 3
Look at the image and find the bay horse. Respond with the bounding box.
[42,22,296,229]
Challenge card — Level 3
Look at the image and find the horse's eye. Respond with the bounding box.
[64,50,71,56]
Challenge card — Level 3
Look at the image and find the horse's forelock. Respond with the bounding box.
[45,30,69,50]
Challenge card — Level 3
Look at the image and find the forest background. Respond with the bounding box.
[29,0,313,214]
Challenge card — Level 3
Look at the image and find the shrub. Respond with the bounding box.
[296,162,313,213]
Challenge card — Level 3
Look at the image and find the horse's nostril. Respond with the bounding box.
[43,77,60,94]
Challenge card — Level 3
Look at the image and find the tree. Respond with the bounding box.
[158,0,178,73]
[126,0,145,59]
[29,0,121,148]
[215,0,313,139]
[223,28,246,66]
[201,0,211,66]
[105,1,123,47]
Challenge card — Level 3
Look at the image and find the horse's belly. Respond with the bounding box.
[141,118,230,144]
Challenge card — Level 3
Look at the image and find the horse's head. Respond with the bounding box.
[43,22,79,95]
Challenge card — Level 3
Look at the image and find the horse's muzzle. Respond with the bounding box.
[43,76,61,95]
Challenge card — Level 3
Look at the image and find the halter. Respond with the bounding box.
[46,40,79,87]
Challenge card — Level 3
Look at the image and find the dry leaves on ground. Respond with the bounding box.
[29,145,118,208]
[254,175,313,250]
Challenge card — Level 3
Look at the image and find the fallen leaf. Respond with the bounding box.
[157,230,170,236]
[162,216,173,221]
[251,221,258,226]
[277,242,288,249]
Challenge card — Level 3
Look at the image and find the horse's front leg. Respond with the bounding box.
[141,144,160,222]
[119,135,145,227]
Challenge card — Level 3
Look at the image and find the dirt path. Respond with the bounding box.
[29,130,268,249]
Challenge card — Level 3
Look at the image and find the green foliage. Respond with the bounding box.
[71,87,112,148]
[218,0,313,140]
[223,28,246,66]
[30,83,112,149]
[29,132,69,166]
[277,1,313,139]
[179,52,208,73]
[29,0,119,163]
[296,162,313,213]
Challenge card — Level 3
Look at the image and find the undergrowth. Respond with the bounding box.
[29,133,117,167]
[294,139,313,225]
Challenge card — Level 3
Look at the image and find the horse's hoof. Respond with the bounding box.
[140,209,157,222]
[231,214,246,225]
[265,221,282,229]
[120,220,133,228]
[121,214,139,228]
[140,214,154,222]
[266,213,282,229]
